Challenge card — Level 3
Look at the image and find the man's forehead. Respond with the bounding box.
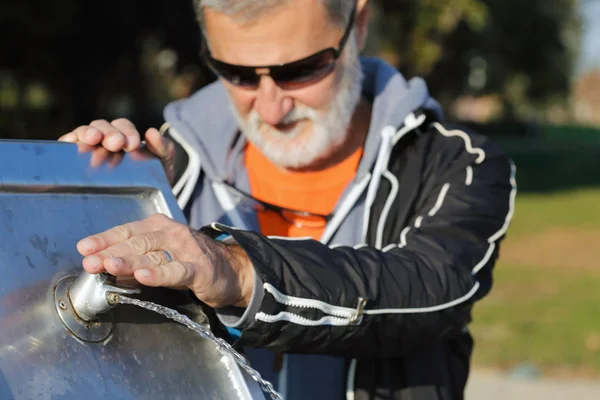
[203,1,340,65]
[202,0,332,29]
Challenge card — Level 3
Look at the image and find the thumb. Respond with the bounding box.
[145,128,175,162]
[145,128,176,183]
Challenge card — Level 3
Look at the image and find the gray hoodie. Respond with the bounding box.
[162,57,443,400]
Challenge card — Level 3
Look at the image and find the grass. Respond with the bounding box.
[469,187,600,378]
[507,189,600,236]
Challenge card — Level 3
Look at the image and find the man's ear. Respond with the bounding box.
[356,0,370,51]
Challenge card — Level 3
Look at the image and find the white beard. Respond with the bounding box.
[230,32,364,169]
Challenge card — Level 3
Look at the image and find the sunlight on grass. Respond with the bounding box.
[507,188,600,237]
[470,188,600,377]
[471,263,600,376]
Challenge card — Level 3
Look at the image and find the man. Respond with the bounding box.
[60,0,517,399]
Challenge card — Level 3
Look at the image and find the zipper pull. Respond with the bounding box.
[349,297,368,325]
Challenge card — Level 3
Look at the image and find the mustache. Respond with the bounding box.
[248,105,320,128]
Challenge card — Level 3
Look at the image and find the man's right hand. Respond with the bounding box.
[59,118,176,183]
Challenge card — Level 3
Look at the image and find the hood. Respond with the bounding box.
[163,56,443,182]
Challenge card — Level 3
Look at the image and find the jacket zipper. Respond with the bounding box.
[264,284,368,325]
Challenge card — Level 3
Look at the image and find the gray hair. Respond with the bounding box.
[194,0,355,32]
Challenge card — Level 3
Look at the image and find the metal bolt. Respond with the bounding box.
[106,292,120,306]
[59,301,67,310]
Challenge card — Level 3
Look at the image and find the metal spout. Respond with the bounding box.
[68,271,140,322]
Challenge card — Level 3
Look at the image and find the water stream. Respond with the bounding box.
[116,295,283,400]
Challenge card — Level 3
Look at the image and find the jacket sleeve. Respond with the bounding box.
[205,132,516,359]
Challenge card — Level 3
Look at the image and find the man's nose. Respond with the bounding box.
[254,76,294,126]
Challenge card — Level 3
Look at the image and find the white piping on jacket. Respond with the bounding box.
[428,183,451,217]
[489,161,517,242]
[374,170,400,249]
[432,123,485,164]
[346,359,358,400]
[251,122,513,400]
[415,216,424,228]
[267,236,315,241]
[258,127,517,325]
[361,113,427,242]
[399,226,411,248]
[394,113,427,145]
[375,133,517,313]
[212,181,251,230]
[258,114,428,328]
[166,126,202,210]
[327,243,369,250]
[321,173,372,244]
[361,125,395,242]
[362,284,482,315]
[382,243,398,252]
[465,166,474,186]
[472,243,497,275]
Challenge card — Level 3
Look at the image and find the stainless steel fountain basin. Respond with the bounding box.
[0,140,263,399]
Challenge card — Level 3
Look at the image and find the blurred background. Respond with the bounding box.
[1,0,599,398]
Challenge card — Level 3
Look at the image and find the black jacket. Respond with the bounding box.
[190,114,517,399]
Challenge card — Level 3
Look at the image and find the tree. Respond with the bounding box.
[0,0,213,139]
[0,0,581,140]
[368,0,581,120]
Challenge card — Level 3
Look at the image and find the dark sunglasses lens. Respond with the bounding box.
[274,50,337,90]
[208,59,260,88]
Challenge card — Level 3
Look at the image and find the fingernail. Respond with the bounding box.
[61,133,76,142]
[125,138,139,152]
[78,239,95,253]
[85,256,102,270]
[137,269,151,278]
[85,128,99,138]
[107,135,123,147]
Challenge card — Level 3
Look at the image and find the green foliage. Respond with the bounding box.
[0,0,211,139]
[0,0,581,140]
[368,0,580,118]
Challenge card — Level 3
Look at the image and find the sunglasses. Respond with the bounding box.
[201,4,357,90]
[220,181,333,228]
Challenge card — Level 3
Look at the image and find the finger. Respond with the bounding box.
[76,143,95,153]
[89,119,126,152]
[58,132,77,142]
[134,261,194,288]
[102,230,169,259]
[77,214,172,256]
[107,152,125,169]
[111,118,142,152]
[81,231,168,274]
[89,146,110,168]
[145,128,173,160]
[72,125,104,146]
[103,250,172,277]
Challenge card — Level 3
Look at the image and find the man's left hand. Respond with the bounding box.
[77,214,254,308]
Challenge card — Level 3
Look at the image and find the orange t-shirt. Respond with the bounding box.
[245,142,363,240]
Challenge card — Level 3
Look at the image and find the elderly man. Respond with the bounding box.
[60,0,516,399]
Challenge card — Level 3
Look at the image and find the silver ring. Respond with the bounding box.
[162,250,173,263]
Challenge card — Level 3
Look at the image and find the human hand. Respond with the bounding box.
[76,214,254,308]
[59,118,176,183]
